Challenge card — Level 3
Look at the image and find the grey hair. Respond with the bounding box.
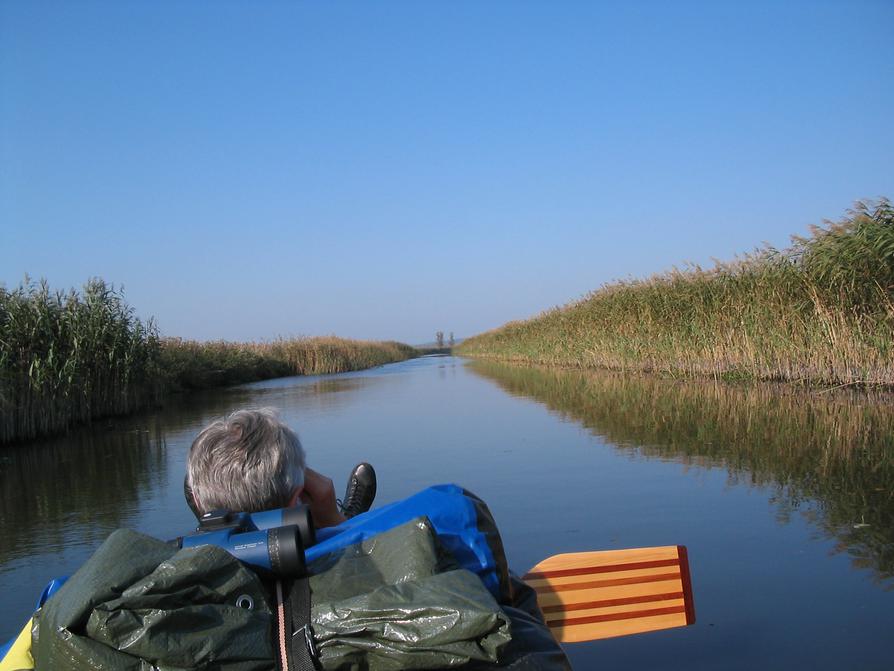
[186,407,306,514]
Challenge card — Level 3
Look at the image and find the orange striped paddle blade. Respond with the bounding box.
[523,545,695,643]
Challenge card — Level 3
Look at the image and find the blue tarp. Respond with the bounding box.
[310,484,502,597]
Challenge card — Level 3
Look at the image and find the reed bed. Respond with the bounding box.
[459,199,894,386]
[0,278,163,444]
[160,337,418,390]
[1,279,417,444]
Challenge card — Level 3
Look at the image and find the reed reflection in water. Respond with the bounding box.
[0,426,167,567]
[467,360,894,586]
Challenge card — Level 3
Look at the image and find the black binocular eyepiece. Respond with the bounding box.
[172,505,316,577]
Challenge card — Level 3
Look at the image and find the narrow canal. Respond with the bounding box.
[2,355,892,669]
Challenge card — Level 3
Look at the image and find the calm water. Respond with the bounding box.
[2,355,893,669]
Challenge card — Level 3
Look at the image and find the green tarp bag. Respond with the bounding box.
[31,530,274,671]
[31,518,534,670]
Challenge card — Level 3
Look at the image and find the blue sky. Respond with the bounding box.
[1,1,892,344]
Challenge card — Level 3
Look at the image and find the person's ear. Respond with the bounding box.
[287,486,304,507]
[184,475,202,519]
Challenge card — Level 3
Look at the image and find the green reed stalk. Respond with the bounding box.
[0,278,164,444]
[458,199,894,387]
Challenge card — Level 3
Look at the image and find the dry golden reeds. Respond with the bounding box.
[159,336,417,390]
[459,199,894,387]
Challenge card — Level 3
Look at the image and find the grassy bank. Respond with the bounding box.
[459,199,894,387]
[0,279,417,444]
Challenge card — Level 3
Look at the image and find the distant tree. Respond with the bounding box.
[448,332,455,348]
[436,331,445,349]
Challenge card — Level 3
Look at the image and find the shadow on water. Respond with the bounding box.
[466,360,894,587]
[0,424,167,567]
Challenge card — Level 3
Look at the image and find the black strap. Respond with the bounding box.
[285,576,317,671]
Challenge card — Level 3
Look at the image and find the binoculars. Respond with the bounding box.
[172,505,316,577]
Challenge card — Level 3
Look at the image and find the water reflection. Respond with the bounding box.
[467,360,894,586]
[0,371,389,571]
[0,425,166,567]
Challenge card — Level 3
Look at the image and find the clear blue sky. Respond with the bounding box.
[2,1,892,344]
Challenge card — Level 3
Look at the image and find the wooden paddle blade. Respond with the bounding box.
[523,545,695,643]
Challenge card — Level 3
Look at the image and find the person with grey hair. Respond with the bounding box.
[185,407,376,527]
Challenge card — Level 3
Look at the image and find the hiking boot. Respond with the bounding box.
[339,462,377,518]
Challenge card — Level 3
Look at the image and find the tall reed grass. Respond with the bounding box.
[1,279,418,444]
[0,278,163,444]
[459,199,894,386]
[160,337,418,390]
